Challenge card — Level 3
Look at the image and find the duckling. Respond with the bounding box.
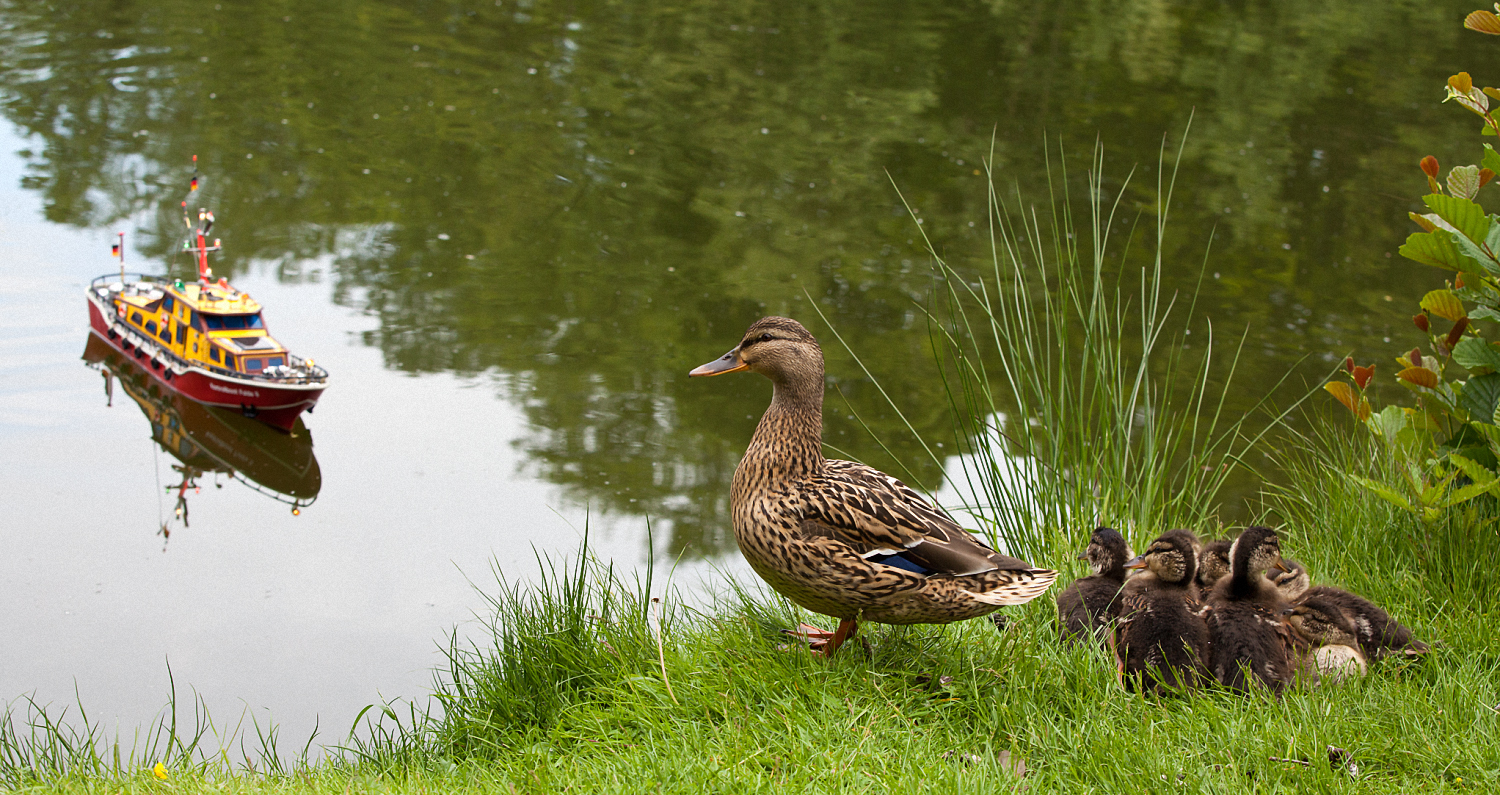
[1195,538,1232,590]
[1286,595,1367,685]
[1056,527,1132,646]
[1205,526,1297,693]
[1268,558,1310,600]
[1300,585,1429,659]
[1113,529,1211,695]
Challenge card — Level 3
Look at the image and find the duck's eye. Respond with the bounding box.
[759,333,773,342]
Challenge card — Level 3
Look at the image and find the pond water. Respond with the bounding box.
[0,0,1489,750]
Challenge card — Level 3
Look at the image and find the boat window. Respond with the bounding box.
[210,347,220,363]
[175,323,186,345]
[245,358,264,372]
[191,311,204,332]
[159,326,171,343]
[131,311,143,325]
[146,320,157,335]
[268,356,284,368]
[203,313,266,331]
[163,295,175,314]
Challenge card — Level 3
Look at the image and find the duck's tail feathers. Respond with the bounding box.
[963,568,1058,606]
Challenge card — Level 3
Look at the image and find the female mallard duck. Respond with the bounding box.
[1056,527,1132,646]
[1205,526,1298,693]
[1112,529,1211,694]
[690,317,1057,654]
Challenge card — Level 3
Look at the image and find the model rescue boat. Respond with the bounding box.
[84,161,329,431]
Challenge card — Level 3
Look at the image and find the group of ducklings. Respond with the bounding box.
[1056,526,1429,695]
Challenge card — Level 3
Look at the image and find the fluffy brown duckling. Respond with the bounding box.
[1287,595,1367,685]
[1299,585,1429,659]
[1268,558,1310,600]
[1205,526,1297,694]
[1195,538,1232,590]
[1056,527,1132,646]
[1113,529,1211,695]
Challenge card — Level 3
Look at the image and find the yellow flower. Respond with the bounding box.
[152,762,168,780]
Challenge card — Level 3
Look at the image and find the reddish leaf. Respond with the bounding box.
[1411,348,1424,367]
[1447,317,1472,348]
[1414,313,1431,332]
[1344,356,1355,374]
[1325,381,1358,412]
[1452,72,1475,94]
[1398,366,1440,389]
[1483,168,1497,188]
[1352,364,1376,390]
[1466,9,1500,35]
[1456,273,1467,289]
[1421,155,1440,178]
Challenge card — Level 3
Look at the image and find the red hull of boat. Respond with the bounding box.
[86,297,325,432]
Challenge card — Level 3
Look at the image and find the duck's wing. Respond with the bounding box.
[797,459,1041,577]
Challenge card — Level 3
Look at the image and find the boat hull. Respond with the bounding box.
[86,293,325,432]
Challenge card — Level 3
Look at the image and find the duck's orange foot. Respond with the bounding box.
[780,619,859,656]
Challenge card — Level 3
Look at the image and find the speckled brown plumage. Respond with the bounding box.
[1299,585,1429,659]
[1056,527,1132,646]
[693,317,1056,631]
[1113,529,1211,694]
[1196,538,1232,590]
[1205,526,1298,694]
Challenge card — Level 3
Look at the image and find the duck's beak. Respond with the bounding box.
[689,346,748,377]
[1123,555,1147,570]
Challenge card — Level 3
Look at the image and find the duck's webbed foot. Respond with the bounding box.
[781,619,859,656]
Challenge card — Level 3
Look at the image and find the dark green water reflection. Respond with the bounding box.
[1,0,1489,555]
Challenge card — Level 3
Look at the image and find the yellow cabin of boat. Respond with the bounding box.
[111,279,292,377]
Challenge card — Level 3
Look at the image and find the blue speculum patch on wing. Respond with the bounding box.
[870,553,932,575]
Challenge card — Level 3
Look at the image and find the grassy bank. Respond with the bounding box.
[12,452,1500,794]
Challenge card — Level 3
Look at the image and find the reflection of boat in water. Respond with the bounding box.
[83,333,320,523]
[83,165,328,431]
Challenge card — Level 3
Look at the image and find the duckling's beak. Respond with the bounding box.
[689,346,748,377]
[1123,555,1147,570]
[1273,559,1290,573]
[1076,553,1088,561]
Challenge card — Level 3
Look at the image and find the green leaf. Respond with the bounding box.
[1421,289,1468,321]
[1485,144,1500,175]
[1445,479,1500,505]
[1424,193,1494,244]
[1447,452,1496,485]
[1367,404,1408,440]
[1453,337,1500,371]
[1400,230,1494,275]
[1471,421,1500,446]
[1450,165,1484,200]
[1347,475,1415,512]
[1462,372,1500,421]
[1473,306,1500,323]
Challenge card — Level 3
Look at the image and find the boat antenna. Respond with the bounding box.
[112,231,124,283]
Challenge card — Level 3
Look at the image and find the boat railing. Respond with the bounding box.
[92,273,329,386]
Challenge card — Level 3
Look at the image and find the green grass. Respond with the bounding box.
[9,143,1500,792]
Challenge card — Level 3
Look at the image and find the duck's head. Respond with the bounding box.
[689,317,823,387]
[1228,525,1284,580]
[1079,526,1132,577]
[1196,538,1233,588]
[1267,558,1310,599]
[1287,595,1358,647]
[1123,529,1199,585]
